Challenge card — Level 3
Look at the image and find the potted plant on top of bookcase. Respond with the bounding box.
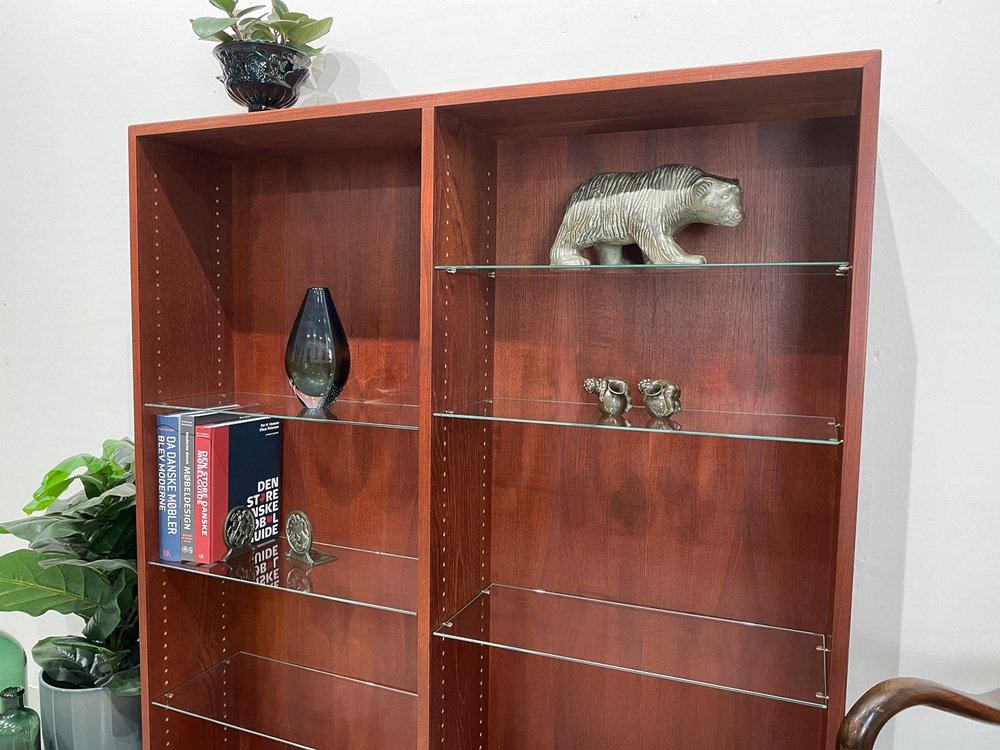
[0,439,141,750]
[191,0,334,112]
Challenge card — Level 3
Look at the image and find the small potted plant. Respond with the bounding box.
[192,0,334,111]
[0,439,140,750]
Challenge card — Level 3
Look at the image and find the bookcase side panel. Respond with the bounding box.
[132,137,237,750]
[827,53,881,746]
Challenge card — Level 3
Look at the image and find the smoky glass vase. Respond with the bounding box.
[285,287,351,411]
[0,687,40,750]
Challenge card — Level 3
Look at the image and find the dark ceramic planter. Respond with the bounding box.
[214,40,311,112]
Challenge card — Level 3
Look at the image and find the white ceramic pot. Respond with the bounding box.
[38,674,141,750]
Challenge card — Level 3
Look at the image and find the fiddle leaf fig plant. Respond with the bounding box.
[192,0,333,56]
[0,439,140,696]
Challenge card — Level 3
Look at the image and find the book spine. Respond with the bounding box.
[208,426,231,564]
[178,413,197,561]
[156,415,181,561]
[194,428,212,564]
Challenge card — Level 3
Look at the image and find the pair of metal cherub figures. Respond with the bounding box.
[583,377,682,419]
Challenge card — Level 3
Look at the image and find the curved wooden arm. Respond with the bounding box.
[837,677,1000,750]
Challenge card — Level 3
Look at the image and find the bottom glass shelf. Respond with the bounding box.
[152,652,417,749]
[434,584,828,708]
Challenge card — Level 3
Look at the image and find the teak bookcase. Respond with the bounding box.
[129,50,880,749]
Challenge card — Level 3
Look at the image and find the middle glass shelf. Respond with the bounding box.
[434,584,829,709]
[149,539,418,615]
[434,398,841,445]
[144,391,419,430]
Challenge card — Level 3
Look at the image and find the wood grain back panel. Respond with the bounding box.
[495,118,856,266]
[281,421,418,556]
[490,424,839,633]
[489,652,825,750]
[487,270,846,418]
[231,148,421,405]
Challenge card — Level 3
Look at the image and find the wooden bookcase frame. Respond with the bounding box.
[129,50,880,749]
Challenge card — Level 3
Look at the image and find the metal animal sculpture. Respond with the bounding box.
[549,164,744,266]
[638,379,682,419]
[583,377,633,417]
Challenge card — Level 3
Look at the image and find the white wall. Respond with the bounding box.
[1,1,998,747]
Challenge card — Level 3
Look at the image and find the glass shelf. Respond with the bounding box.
[435,399,840,445]
[435,261,850,276]
[153,652,417,749]
[150,540,418,615]
[145,392,419,430]
[434,584,828,708]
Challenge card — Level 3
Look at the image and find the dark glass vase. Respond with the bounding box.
[0,687,40,750]
[285,287,350,412]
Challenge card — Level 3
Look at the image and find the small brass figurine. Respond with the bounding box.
[638,379,682,419]
[549,164,744,266]
[285,510,336,567]
[222,506,254,562]
[584,377,632,417]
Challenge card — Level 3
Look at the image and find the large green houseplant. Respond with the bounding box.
[0,439,139,697]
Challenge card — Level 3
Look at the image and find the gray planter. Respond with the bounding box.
[38,674,141,750]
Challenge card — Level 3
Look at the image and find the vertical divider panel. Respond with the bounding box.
[424,110,497,749]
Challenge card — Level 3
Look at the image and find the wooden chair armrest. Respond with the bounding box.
[837,677,1000,750]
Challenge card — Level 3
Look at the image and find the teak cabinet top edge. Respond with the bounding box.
[129,49,880,140]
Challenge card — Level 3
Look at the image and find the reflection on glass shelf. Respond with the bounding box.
[153,652,416,749]
[435,584,828,709]
[145,392,418,430]
[435,261,850,276]
[435,399,840,445]
[150,540,417,615]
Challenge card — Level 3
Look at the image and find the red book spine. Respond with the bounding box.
[207,425,231,563]
[193,429,212,563]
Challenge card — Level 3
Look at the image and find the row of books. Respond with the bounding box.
[156,411,282,564]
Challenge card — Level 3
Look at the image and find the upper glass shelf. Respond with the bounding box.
[153,652,417,749]
[435,261,851,276]
[434,398,840,445]
[145,391,419,430]
[434,584,828,709]
[150,539,418,615]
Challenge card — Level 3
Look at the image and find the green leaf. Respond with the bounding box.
[82,574,126,642]
[287,41,324,56]
[287,16,332,44]
[101,665,141,696]
[191,16,238,39]
[206,29,236,42]
[209,0,237,14]
[266,19,299,35]
[271,0,290,18]
[25,454,104,513]
[38,555,137,574]
[0,549,110,620]
[236,4,266,17]
[34,637,128,690]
